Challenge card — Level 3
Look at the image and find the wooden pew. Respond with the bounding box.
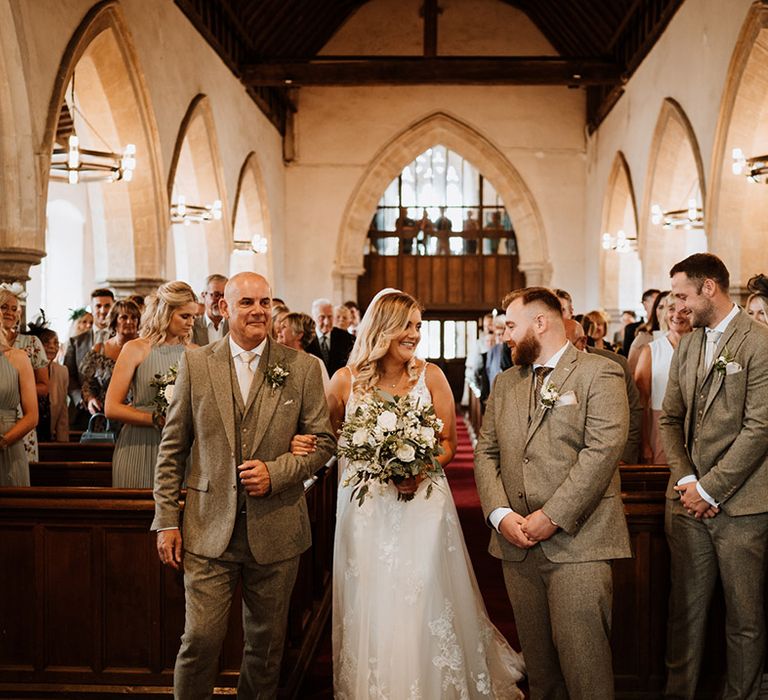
[38,441,114,463]
[0,460,337,699]
[29,461,112,487]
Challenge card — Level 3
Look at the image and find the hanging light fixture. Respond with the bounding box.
[170,195,222,225]
[601,230,636,253]
[651,199,704,230]
[732,148,768,183]
[232,234,268,254]
[49,73,136,185]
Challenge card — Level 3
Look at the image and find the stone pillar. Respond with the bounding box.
[517,260,552,287]
[332,265,365,304]
[0,245,45,284]
[106,277,167,297]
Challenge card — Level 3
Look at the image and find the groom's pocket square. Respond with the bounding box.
[555,391,578,407]
[725,362,743,376]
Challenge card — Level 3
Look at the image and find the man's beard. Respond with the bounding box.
[690,299,715,328]
[512,328,540,366]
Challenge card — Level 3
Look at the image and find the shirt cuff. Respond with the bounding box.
[677,474,697,486]
[489,507,514,532]
[156,526,179,532]
[696,482,719,507]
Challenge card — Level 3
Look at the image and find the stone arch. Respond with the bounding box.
[641,98,707,290]
[167,94,231,293]
[708,2,768,296]
[600,152,642,314]
[42,0,167,294]
[230,152,273,282]
[333,112,550,301]
[0,1,42,282]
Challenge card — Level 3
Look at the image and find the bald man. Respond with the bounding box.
[152,272,335,699]
[565,318,642,464]
[474,287,631,699]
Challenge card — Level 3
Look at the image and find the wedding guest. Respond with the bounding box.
[746,273,768,326]
[476,287,630,699]
[0,323,38,486]
[343,300,361,335]
[554,288,574,319]
[627,291,668,375]
[333,304,352,332]
[564,318,642,465]
[485,313,511,388]
[106,282,197,488]
[634,293,691,464]
[324,289,524,698]
[276,312,330,393]
[622,288,660,357]
[68,308,94,338]
[1,287,49,462]
[191,274,228,346]
[271,303,289,341]
[613,310,636,347]
[583,309,615,351]
[152,272,334,698]
[660,253,768,699]
[307,298,354,376]
[64,288,114,427]
[80,299,141,417]
[27,319,68,443]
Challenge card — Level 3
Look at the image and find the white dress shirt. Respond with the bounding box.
[489,341,571,532]
[230,336,267,402]
[205,314,226,344]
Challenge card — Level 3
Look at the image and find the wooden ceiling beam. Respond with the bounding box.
[241,56,623,86]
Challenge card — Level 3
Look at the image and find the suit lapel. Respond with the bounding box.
[207,336,236,454]
[246,338,288,458]
[702,311,749,417]
[685,329,703,437]
[508,367,531,445]
[243,339,268,416]
[525,344,578,447]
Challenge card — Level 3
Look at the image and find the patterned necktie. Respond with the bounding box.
[534,366,553,396]
[320,334,330,363]
[238,351,257,402]
[704,329,722,370]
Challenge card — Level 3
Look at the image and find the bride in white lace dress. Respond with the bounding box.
[325,290,525,699]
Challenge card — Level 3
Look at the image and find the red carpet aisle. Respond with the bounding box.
[297,413,523,698]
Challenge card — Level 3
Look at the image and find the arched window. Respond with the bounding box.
[368,145,517,257]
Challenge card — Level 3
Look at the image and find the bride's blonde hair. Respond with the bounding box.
[348,291,422,396]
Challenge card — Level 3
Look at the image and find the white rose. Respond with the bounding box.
[396,443,416,462]
[420,426,435,443]
[163,384,175,403]
[352,428,368,446]
[377,410,398,431]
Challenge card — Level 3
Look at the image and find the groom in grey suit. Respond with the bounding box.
[152,272,335,699]
[475,287,631,700]
[660,253,768,700]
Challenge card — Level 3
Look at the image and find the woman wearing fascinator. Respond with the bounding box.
[746,274,768,326]
[291,288,525,699]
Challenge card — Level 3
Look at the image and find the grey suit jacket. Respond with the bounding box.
[474,343,631,564]
[587,346,642,464]
[151,335,336,564]
[63,329,94,405]
[660,309,768,514]
[49,362,69,442]
[191,316,228,347]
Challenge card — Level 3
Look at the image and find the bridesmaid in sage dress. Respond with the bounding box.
[0,325,38,486]
[105,282,198,488]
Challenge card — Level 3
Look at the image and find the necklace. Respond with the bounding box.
[382,371,406,388]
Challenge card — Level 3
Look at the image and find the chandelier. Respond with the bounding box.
[651,199,703,230]
[233,234,269,254]
[49,75,136,185]
[732,148,768,183]
[601,230,636,253]
[170,195,222,225]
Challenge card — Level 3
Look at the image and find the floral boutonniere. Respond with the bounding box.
[713,346,741,376]
[540,381,560,410]
[264,362,289,391]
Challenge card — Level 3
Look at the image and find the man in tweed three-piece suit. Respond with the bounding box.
[152,272,335,699]
[475,287,631,700]
[660,253,768,700]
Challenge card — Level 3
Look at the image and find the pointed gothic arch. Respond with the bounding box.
[600,152,642,314]
[708,2,768,295]
[230,152,273,281]
[641,98,707,289]
[167,94,231,293]
[42,0,167,294]
[333,112,550,300]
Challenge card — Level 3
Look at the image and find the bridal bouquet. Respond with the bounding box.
[338,391,444,506]
[149,364,178,427]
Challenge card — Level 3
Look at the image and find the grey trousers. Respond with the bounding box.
[502,546,615,700]
[664,498,768,700]
[173,515,300,700]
